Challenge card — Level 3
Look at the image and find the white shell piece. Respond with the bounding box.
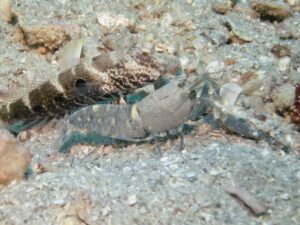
[219,83,243,106]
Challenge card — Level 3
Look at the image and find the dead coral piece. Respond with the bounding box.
[251,1,293,22]
[0,129,32,185]
[225,12,256,43]
[20,25,70,51]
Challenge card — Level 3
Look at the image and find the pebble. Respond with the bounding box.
[219,83,243,106]
[207,60,224,75]
[127,195,137,206]
[208,168,221,176]
[122,166,132,173]
[212,2,231,14]
[271,83,295,112]
[0,0,14,23]
[271,44,291,58]
[160,156,169,162]
[102,205,111,216]
[20,57,26,63]
[185,172,198,182]
[96,13,131,31]
[279,193,290,200]
[295,170,300,180]
[251,1,293,22]
[20,25,69,51]
[226,12,256,42]
[139,205,148,214]
[278,56,291,72]
[285,0,300,7]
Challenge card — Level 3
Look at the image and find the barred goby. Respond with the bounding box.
[0,51,173,129]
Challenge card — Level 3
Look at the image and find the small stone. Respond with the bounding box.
[181,149,188,155]
[207,60,224,74]
[102,205,111,216]
[224,58,236,66]
[97,13,131,32]
[20,57,26,63]
[279,193,290,200]
[122,166,132,173]
[208,168,220,176]
[295,170,300,180]
[225,12,256,42]
[271,44,292,58]
[278,56,291,72]
[20,25,70,51]
[219,83,243,106]
[212,2,231,14]
[127,195,137,206]
[252,1,293,22]
[271,83,295,112]
[285,0,300,7]
[242,79,262,96]
[160,156,169,162]
[190,204,199,212]
[185,172,198,182]
[18,130,32,142]
[139,205,148,214]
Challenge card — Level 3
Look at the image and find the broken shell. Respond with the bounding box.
[252,1,293,22]
[212,2,231,14]
[278,56,291,72]
[219,83,243,106]
[225,12,256,42]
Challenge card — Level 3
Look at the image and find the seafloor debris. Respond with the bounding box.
[211,2,232,14]
[271,44,292,58]
[0,0,16,23]
[285,0,300,7]
[219,83,243,107]
[225,12,256,43]
[221,181,267,216]
[251,0,293,22]
[291,83,300,126]
[19,24,70,52]
[58,38,83,72]
[0,129,31,185]
[271,83,295,114]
